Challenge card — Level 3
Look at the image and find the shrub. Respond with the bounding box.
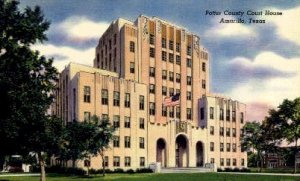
[136,168,153,173]
[8,167,24,173]
[46,166,86,175]
[233,167,240,172]
[240,167,251,172]
[224,167,233,172]
[114,168,124,173]
[126,169,135,174]
[217,168,223,172]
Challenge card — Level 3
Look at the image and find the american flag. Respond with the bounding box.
[163,93,180,107]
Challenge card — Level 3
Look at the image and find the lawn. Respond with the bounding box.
[0,173,300,181]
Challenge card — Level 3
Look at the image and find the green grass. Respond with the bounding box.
[0,173,300,181]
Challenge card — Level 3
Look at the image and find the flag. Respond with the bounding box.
[164,93,180,107]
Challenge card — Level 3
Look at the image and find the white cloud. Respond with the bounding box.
[227,52,300,109]
[32,44,95,71]
[50,16,110,42]
[266,6,300,45]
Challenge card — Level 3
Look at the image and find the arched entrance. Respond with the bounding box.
[196,141,204,167]
[156,138,167,167]
[175,134,189,167]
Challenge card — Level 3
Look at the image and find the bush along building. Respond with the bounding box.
[52,15,247,171]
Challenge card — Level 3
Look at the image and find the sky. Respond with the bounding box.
[20,0,300,121]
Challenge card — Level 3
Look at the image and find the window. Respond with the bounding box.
[233,143,237,152]
[125,136,131,148]
[220,158,224,166]
[202,62,206,72]
[139,137,145,149]
[113,115,120,128]
[169,53,174,63]
[149,84,155,94]
[187,76,192,85]
[169,88,174,96]
[162,70,167,80]
[169,107,174,118]
[139,118,145,129]
[232,128,236,137]
[113,156,120,167]
[125,93,130,108]
[102,114,108,120]
[220,108,224,120]
[176,73,181,83]
[187,58,192,67]
[169,72,174,81]
[210,126,214,135]
[220,143,224,152]
[162,38,166,48]
[169,40,174,50]
[124,116,130,128]
[200,107,204,120]
[187,92,192,100]
[226,159,231,166]
[162,51,167,61]
[210,158,215,164]
[176,55,181,65]
[202,80,206,89]
[130,62,135,73]
[226,143,231,152]
[187,46,192,56]
[240,112,244,123]
[150,34,155,45]
[150,47,155,57]
[84,112,91,121]
[226,128,230,137]
[187,108,192,120]
[139,95,144,110]
[149,67,155,77]
[176,43,180,52]
[101,89,108,105]
[220,127,224,136]
[241,159,245,166]
[84,86,91,103]
[130,41,135,52]
[109,39,112,49]
[210,142,214,152]
[113,136,119,147]
[176,89,180,94]
[226,109,230,121]
[176,106,181,118]
[84,160,90,167]
[113,91,120,106]
[209,107,214,119]
[162,86,167,96]
[140,157,145,167]
[104,156,109,167]
[150,102,155,115]
[114,34,117,45]
[232,110,236,122]
[162,105,167,117]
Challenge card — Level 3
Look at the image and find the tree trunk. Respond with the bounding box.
[260,153,264,173]
[72,159,76,168]
[256,152,260,172]
[38,152,46,181]
[294,138,298,174]
[101,153,105,177]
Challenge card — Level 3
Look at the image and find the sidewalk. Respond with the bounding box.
[219,172,300,176]
[0,173,40,177]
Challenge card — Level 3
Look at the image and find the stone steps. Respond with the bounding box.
[161,167,213,173]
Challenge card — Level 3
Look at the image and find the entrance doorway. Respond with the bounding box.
[196,141,204,167]
[175,134,188,167]
[156,138,167,167]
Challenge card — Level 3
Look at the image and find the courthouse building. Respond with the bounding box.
[53,15,247,170]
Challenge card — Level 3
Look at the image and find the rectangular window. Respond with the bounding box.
[169,88,174,96]
[187,108,192,120]
[220,127,224,136]
[241,112,244,123]
[125,93,130,108]
[139,137,145,149]
[150,34,155,45]
[202,80,206,89]
[233,143,237,152]
[210,158,215,164]
[84,112,91,122]
[169,53,174,63]
[210,142,214,152]
[113,115,120,128]
[209,107,214,119]
[210,126,214,135]
[124,116,130,128]
[176,89,180,94]
[114,34,117,45]
[176,55,181,65]
[220,143,224,152]
[104,156,109,167]
[169,72,174,81]
[233,159,237,166]
[101,89,108,105]
[176,106,181,118]
[130,41,135,52]
[232,110,236,122]
[202,62,206,72]
[220,158,224,166]
[125,136,131,148]
[113,136,120,147]
[113,156,120,167]
[102,114,108,120]
[139,95,144,110]
[226,159,231,166]
[84,86,91,103]
[226,143,231,152]
[162,38,166,48]
[169,40,174,50]
[149,67,155,77]
[169,107,174,118]
[162,70,167,80]
[176,43,180,52]
[187,92,192,100]
[149,84,155,94]
[130,62,135,73]
[109,39,112,49]
[226,127,231,137]
[162,51,167,61]
[139,118,145,129]
[176,73,181,83]
[187,76,192,85]
[241,159,245,166]
[125,157,131,167]
[113,91,120,106]
[200,107,204,120]
[162,105,167,117]
[226,109,230,121]
[162,86,167,96]
[140,157,145,167]
[187,46,192,56]
[232,128,236,137]
[150,102,155,115]
[187,58,192,67]
[150,47,155,58]
[220,108,224,120]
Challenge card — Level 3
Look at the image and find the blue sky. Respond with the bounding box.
[20,0,300,121]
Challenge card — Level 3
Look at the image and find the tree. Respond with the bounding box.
[0,1,60,180]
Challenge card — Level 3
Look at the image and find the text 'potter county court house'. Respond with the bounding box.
[52,15,247,170]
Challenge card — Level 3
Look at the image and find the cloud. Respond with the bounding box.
[226,52,300,120]
[49,16,110,43]
[266,6,300,45]
[32,44,95,71]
